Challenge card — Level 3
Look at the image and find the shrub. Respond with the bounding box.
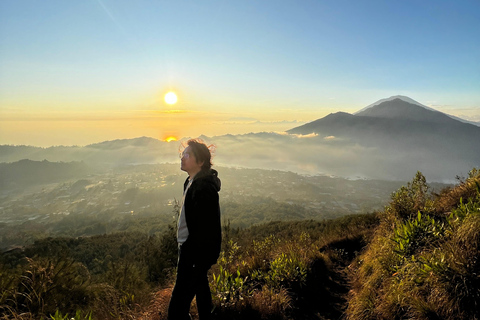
[0,257,91,319]
[392,211,447,262]
[248,235,281,272]
[251,252,307,292]
[346,170,480,320]
[211,265,248,309]
[388,171,434,221]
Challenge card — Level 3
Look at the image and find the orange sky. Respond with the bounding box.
[0,92,317,146]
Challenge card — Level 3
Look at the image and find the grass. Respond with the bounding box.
[345,169,480,320]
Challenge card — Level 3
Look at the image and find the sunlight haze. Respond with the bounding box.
[1,0,479,146]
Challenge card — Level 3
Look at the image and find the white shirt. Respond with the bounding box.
[177,178,193,244]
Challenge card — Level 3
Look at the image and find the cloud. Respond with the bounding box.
[205,131,469,181]
[227,117,258,122]
[3,131,471,182]
[211,132,371,176]
[287,133,319,139]
[430,106,480,122]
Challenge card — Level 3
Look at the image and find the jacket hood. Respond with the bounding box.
[193,169,221,192]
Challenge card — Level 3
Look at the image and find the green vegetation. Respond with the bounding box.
[346,169,480,320]
[0,228,179,319]
[1,167,478,319]
[1,209,377,319]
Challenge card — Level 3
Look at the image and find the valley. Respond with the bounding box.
[0,161,442,250]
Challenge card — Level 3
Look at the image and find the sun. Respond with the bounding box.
[164,91,178,105]
[164,136,178,142]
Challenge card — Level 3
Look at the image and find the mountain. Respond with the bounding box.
[0,137,179,165]
[287,97,480,181]
[288,97,480,149]
[86,136,163,149]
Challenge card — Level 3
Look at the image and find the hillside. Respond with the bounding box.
[0,137,179,164]
[0,159,91,191]
[346,169,480,320]
[0,169,478,319]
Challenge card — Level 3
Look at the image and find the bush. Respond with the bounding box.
[388,171,434,221]
[392,211,447,263]
[0,257,91,319]
[346,169,480,320]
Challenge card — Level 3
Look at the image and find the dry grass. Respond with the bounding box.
[434,168,480,214]
[345,170,480,320]
[248,286,292,319]
[144,287,200,320]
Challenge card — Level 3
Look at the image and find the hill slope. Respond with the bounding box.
[0,137,179,164]
[0,159,91,190]
[345,169,480,319]
[0,170,478,320]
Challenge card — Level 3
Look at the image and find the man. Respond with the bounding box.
[168,139,222,320]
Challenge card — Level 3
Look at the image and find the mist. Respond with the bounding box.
[1,132,473,182]
[210,133,470,182]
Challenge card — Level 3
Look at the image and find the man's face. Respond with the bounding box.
[180,146,203,175]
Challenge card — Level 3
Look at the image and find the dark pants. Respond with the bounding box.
[168,245,213,320]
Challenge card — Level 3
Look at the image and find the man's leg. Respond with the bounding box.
[168,247,196,320]
[194,264,213,320]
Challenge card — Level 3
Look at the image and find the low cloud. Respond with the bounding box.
[211,132,375,177]
[227,117,258,122]
[2,132,473,182]
[288,133,319,139]
[207,132,472,181]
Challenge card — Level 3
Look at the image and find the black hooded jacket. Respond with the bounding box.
[181,169,222,266]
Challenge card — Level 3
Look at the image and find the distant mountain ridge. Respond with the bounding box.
[86,136,163,149]
[0,97,478,182]
[0,136,179,165]
[0,159,91,190]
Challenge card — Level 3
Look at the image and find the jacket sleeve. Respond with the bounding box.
[183,179,221,266]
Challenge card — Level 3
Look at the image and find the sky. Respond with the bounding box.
[1,0,479,147]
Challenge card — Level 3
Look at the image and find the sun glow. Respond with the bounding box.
[164,136,178,142]
[164,92,178,105]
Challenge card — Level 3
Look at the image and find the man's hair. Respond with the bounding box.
[187,139,214,171]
